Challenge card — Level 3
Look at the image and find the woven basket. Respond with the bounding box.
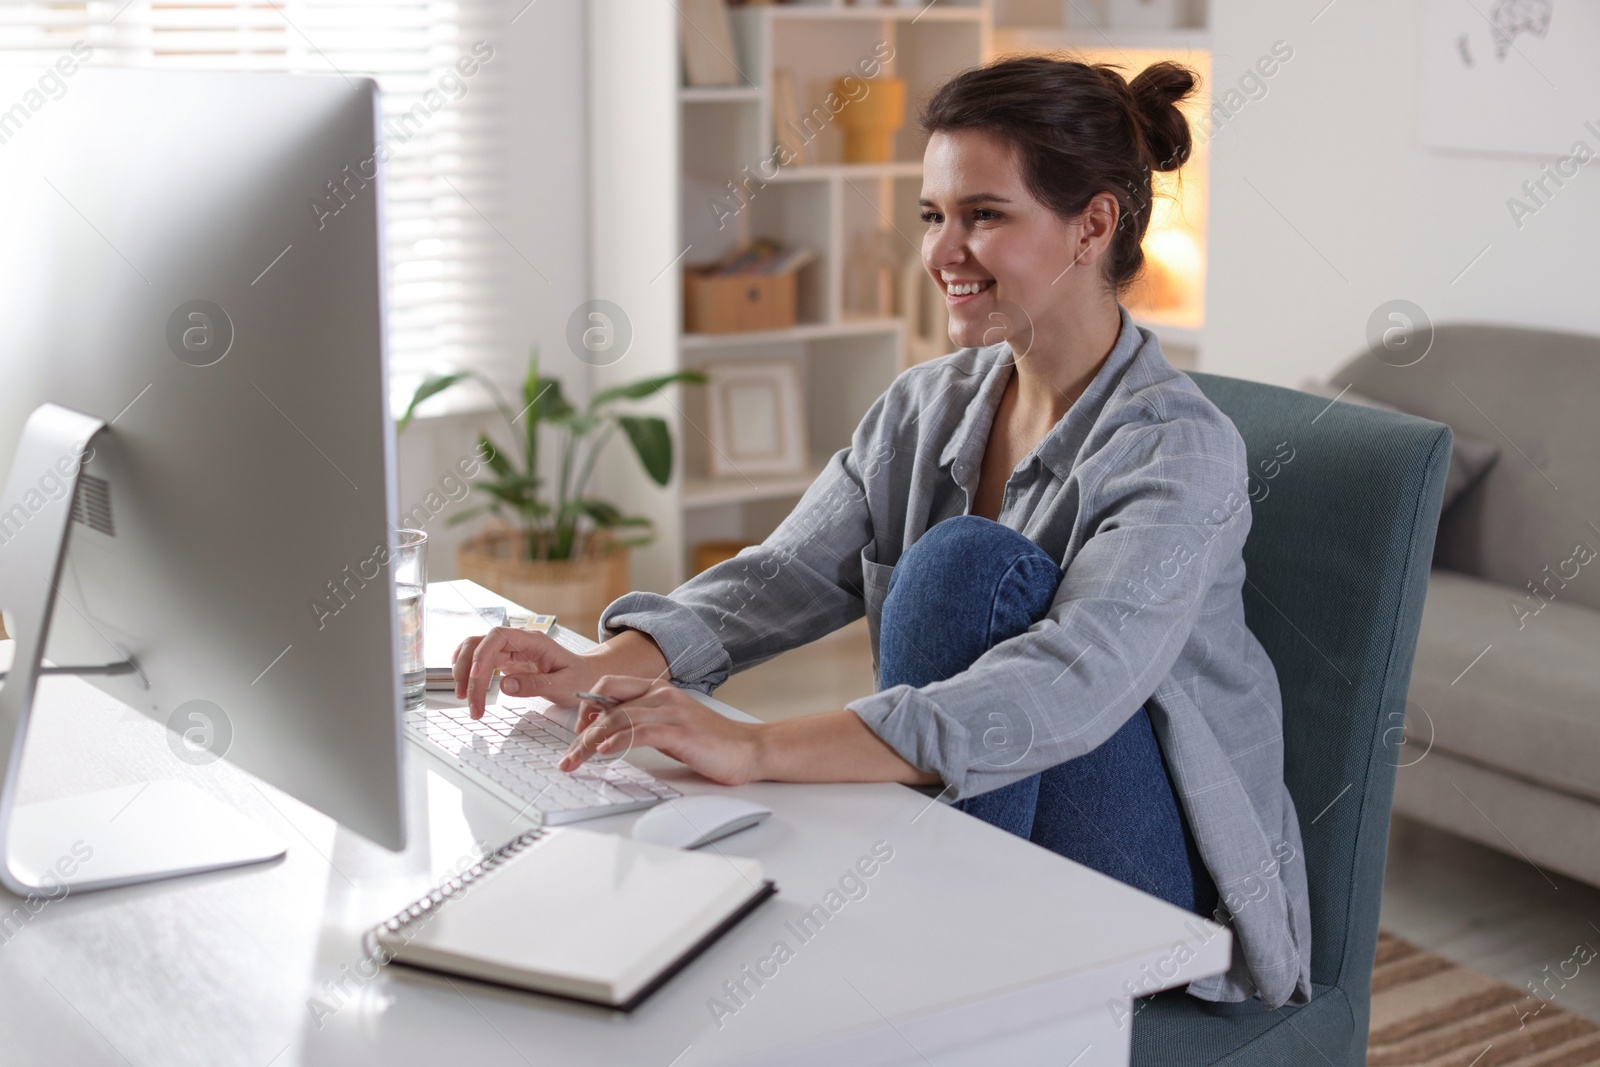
[456,527,631,642]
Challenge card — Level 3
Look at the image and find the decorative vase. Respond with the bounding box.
[834,76,905,164]
[456,526,631,642]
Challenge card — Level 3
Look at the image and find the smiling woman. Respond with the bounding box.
[456,53,1313,1013]
[920,56,1196,296]
[914,57,1199,519]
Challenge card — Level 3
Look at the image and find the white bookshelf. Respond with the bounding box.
[588,0,992,593]
[588,0,1207,593]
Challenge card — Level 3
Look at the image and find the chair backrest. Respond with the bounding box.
[1331,323,1600,611]
[1189,373,1451,1000]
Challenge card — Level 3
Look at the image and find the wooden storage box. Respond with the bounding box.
[684,268,797,334]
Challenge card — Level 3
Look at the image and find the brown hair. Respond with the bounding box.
[920,54,1198,293]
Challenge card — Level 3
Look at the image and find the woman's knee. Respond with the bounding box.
[877,516,1062,688]
[888,515,1057,608]
[898,515,1024,569]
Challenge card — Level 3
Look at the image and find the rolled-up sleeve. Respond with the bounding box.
[600,396,894,693]
[846,420,1252,800]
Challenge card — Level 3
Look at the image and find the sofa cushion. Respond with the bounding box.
[1407,568,1600,804]
[1298,380,1500,513]
[1327,324,1600,613]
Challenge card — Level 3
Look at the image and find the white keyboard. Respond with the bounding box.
[403,701,680,825]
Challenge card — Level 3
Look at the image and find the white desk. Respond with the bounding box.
[0,640,1229,1066]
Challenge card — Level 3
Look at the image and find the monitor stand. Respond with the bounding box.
[0,403,285,895]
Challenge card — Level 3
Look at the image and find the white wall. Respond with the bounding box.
[1202,0,1600,388]
[395,0,591,578]
[585,0,684,596]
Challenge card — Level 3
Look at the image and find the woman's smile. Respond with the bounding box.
[942,276,996,306]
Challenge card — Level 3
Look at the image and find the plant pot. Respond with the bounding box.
[456,528,631,642]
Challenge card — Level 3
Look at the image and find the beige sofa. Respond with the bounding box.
[1319,323,1600,888]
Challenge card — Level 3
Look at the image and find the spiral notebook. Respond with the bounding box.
[366,826,776,1011]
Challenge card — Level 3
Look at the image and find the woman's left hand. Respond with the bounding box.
[558,676,765,786]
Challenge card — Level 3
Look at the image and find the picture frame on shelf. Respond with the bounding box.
[705,359,808,478]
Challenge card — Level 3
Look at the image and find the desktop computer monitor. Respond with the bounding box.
[0,67,407,893]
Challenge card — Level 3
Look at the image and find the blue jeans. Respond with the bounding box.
[878,515,1218,916]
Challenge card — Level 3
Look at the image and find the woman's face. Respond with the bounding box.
[919,128,1115,353]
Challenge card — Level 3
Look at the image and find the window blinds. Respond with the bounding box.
[0,0,507,411]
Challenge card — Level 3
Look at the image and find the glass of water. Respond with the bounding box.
[395,529,427,709]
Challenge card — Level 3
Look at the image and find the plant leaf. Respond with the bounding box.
[477,483,526,507]
[526,375,575,424]
[477,434,513,479]
[589,371,707,411]
[398,372,470,433]
[444,504,491,527]
[590,508,654,549]
[476,476,541,507]
[565,412,602,437]
[617,415,673,486]
[577,498,624,526]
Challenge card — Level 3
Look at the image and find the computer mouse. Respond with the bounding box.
[631,795,772,850]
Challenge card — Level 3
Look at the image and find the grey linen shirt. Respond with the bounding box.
[601,307,1314,1008]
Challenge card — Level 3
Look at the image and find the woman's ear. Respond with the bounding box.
[1072,191,1121,269]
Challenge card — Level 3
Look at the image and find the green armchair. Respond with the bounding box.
[1131,373,1453,1066]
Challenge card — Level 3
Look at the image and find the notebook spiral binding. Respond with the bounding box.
[360,827,548,962]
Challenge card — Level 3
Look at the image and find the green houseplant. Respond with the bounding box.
[400,349,702,631]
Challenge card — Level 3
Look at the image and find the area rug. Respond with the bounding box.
[1369,931,1600,1066]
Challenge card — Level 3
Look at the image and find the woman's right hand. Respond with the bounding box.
[453,628,598,719]
[452,626,671,720]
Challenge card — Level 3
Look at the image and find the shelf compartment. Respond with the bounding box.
[682,178,832,326]
[676,330,900,497]
[682,89,771,265]
[838,173,925,321]
[768,13,985,169]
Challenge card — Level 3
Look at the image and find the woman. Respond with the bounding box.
[454,55,1311,1009]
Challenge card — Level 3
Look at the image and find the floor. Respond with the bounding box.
[1382,814,1600,1024]
[719,625,1600,1026]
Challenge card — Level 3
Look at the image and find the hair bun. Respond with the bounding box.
[1129,61,1196,171]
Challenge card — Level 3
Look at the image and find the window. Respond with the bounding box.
[0,0,508,411]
